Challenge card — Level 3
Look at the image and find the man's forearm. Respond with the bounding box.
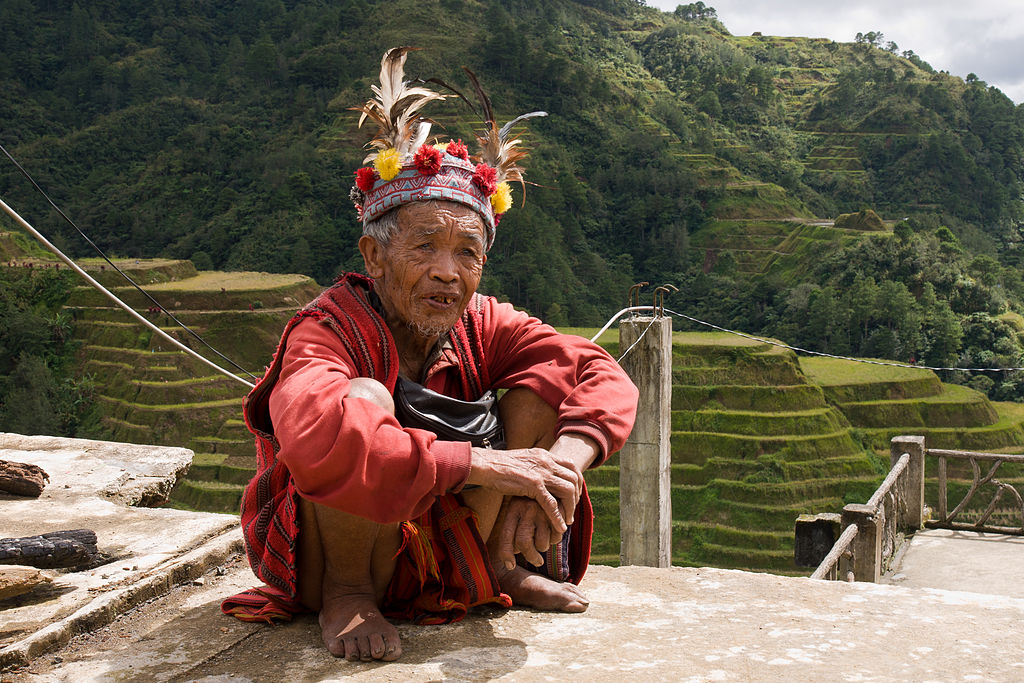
[548,432,600,472]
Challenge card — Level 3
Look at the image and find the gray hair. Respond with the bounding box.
[362,207,400,246]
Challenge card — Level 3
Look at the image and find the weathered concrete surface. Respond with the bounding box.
[7,560,1024,682]
[888,527,1024,598]
[0,433,242,668]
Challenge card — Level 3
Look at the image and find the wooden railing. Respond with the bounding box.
[805,436,924,581]
[929,448,1024,534]
[806,435,1024,581]
[808,445,918,582]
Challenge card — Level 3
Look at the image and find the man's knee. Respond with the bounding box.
[499,388,558,449]
[348,377,395,414]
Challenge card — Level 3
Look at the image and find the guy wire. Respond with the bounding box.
[593,306,1024,373]
[0,142,258,382]
[0,196,255,389]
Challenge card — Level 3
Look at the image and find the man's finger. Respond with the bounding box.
[535,489,568,533]
[534,518,552,555]
[498,506,521,570]
[516,518,543,567]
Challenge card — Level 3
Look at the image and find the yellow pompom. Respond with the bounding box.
[434,142,450,152]
[490,182,513,214]
[374,148,402,181]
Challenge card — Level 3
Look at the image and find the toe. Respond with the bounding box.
[325,637,346,658]
[369,633,387,659]
[383,636,403,662]
[322,628,346,658]
[358,635,373,661]
[343,637,361,662]
[563,597,589,613]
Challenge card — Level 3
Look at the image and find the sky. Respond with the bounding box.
[647,0,1024,104]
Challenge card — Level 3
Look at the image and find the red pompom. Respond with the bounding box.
[355,167,378,192]
[414,144,443,175]
[446,139,470,161]
[472,163,498,196]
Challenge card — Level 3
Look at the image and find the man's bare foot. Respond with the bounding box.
[319,581,401,662]
[495,565,589,612]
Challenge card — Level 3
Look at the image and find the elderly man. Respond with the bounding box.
[222,49,638,662]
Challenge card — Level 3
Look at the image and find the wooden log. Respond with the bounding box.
[0,459,49,497]
[0,529,99,569]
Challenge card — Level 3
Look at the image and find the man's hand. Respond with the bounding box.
[495,496,558,570]
[465,433,599,537]
[466,445,583,533]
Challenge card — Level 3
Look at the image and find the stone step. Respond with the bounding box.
[672,454,879,485]
[186,455,256,487]
[587,455,878,488]
[673,522,792,553]
[860,418,1024,452]
[672,490,848,530]
[679,540,797,572]
[673,363,805,386]
[65,273,320,311]
[94,395,242,446]
[80,344,217,378]
[217,419,252,441]
[818,374,943,403]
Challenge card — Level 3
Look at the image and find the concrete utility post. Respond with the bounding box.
[618,305,673,567]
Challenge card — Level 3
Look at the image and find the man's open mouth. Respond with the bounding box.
[429,295,457,305]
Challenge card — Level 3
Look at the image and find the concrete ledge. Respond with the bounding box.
[10,562,1024,681]
[0,433,242,668]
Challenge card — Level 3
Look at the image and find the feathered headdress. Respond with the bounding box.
[352,47,445,166]
[349,48,546,250]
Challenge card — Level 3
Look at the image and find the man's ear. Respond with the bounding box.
[358,235,386,278]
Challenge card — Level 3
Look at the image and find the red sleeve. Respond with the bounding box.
[483,298,638,466]
[267,318,472,523]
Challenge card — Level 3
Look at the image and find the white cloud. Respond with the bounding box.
[646,0,1024,102]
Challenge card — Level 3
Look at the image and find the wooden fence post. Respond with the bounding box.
[890,435,926,529]
[618,315,672,567]
[841,503,881,582]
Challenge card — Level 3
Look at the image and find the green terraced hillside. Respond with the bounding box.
[584,331,883,573]
[800,357,1024,452]
[63,258,322,512]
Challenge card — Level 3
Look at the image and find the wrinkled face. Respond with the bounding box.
[359,201,487,343]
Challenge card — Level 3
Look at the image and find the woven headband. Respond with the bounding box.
[348,47,544,251]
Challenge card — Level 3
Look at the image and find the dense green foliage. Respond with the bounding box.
[677,221,1024,399]
[2,0,1024,399]
[0,267,96,434]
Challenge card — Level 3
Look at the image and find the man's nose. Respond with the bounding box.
[429,251,459,282]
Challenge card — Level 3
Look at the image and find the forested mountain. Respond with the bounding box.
[3,0,1024,398]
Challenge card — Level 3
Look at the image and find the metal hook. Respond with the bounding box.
[653,284,678,317]
[628,282,649,312]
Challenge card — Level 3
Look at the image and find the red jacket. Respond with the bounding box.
[238,273,637,600]
[268,287,637,523]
